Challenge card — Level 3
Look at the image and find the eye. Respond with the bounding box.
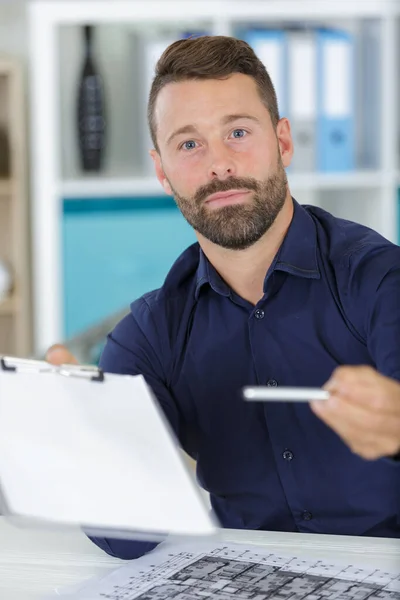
[180,140,197,151]
[231,129,247,139]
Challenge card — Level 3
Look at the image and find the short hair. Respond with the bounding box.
[148,35,280,151]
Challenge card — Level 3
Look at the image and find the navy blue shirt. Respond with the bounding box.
[92,200,400,559]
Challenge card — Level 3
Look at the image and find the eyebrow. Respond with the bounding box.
[166,114,261,146]
[166,124,198,147]
[221,113,261,126]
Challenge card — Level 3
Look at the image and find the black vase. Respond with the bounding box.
[76,25,106,172]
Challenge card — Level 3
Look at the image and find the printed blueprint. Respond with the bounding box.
[67,540,400,600]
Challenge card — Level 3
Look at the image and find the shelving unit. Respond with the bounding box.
[0,57,31,356]
[28,0,400,355]
[0,179,13,196]
[0,296,17,316]
[60,170,390,200]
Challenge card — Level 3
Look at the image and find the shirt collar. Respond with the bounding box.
[195,247,231,299]
[195,198,320,300]
[273,199,320,280]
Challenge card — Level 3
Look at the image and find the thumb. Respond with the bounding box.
[46,344,79,366]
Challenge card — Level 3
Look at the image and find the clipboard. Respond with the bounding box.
[0,356,217,540]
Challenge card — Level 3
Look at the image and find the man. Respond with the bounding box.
[48,36,400,558]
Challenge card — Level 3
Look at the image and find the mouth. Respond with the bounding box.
[205,189,251,208]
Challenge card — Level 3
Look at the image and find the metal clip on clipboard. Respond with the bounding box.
[0,356,104,382]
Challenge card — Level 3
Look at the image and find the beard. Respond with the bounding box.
[168,157,288,250]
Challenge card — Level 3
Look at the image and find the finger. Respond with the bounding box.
[324,365,378,394]
[46,344,78,366]
[311,393,400,448]
[310,400,399,459]
[343,439,399,461]
[324,366,400,416]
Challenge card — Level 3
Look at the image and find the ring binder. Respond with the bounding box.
[0,356,104,382]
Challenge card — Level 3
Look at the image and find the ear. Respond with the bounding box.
[150,149,173,196]
[276,118,294,169]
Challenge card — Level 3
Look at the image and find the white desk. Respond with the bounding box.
[1,517,399,600]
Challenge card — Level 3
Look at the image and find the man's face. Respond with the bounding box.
[151,73,292,250]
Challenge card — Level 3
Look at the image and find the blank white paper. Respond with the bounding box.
[0,370,216,537]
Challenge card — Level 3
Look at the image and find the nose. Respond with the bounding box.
[208,141,237,180]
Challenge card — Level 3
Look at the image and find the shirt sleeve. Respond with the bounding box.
[342,242,400,380]
[342,243,400,466]
[88,299,182,559]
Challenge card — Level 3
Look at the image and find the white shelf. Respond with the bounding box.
[30,1,398,24]
[60,175,165,198]
[289,170,389,190]
[59,170,390,199]
[226,0,395,21]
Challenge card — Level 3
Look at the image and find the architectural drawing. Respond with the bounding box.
[69,541,400,600]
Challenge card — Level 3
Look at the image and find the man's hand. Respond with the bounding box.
[46,344,78,366]
[311,365,400,461]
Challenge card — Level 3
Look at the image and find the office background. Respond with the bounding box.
[0,0,399,360]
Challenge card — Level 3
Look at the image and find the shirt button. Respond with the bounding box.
[254,309,265,320]
[282,450,294,461]
[267,379,278,387]
[302,511,313,521]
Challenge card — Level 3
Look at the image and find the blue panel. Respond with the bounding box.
[62,196,196,339]
[398,188,400,245]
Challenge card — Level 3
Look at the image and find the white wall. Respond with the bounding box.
[0,3,28,60]
[0,3,30,171]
